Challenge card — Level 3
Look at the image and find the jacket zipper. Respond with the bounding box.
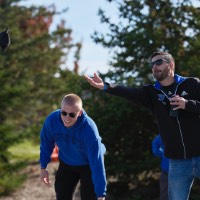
[156,81,187,158]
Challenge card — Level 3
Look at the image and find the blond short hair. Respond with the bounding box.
[61,93,82,109]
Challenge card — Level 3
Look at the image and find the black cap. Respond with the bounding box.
[0,27,10,51]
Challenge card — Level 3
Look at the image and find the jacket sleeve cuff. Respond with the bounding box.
[103,82,109,91]
[40,164,47,169]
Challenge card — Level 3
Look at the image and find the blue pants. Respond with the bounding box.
[168,156,200,200]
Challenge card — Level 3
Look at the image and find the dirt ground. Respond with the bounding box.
[0,162,80,200]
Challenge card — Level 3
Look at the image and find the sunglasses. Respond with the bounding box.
[61,111,77,118]
[150,59,169,68]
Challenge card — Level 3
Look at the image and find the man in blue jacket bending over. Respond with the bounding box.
[40,93,106,200]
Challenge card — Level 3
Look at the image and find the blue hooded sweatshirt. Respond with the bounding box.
[40,109,107,197]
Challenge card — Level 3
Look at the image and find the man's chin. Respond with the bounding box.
[63,122,71,127]
[153,75,160,80]
[62,119,70,126]
[153,74,164,81]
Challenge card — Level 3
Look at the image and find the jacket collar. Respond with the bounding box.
[154,74,187,89]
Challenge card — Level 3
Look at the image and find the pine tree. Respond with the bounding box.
[0,0,82,163]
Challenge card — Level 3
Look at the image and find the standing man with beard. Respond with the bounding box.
[83,52,200,200]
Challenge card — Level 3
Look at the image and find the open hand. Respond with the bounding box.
[83,73,104,90]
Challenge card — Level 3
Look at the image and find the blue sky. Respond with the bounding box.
[19,0,200,75]
[19,0,118,75]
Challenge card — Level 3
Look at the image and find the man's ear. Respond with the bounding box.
[79,109,83,116]
[169,61,175,71]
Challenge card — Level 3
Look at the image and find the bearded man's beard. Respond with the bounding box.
[153,67,169,81]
